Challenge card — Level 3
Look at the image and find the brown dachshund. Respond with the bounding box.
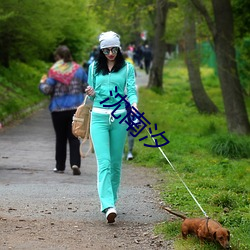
[162,207,231,249]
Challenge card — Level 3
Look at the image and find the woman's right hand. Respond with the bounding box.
[85,86,95,97]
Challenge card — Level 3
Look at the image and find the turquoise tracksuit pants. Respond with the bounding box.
[90,111,127,212]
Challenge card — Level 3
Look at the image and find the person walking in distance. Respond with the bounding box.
[143,44,152,74]
[85,31,138,223]
[39,45,88,175]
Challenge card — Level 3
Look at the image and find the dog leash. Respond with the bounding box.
[146,128,209,218]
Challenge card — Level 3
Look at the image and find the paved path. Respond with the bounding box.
[0,71,173,249]
[0,106,164,224]
[135,68,149,88]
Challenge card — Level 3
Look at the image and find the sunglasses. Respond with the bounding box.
[102,47,119,55]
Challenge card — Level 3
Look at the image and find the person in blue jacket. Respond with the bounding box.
[39,45,88,176]
[85,31,138,223]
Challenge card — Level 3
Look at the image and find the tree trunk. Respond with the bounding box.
[212,0,250,134]
[184,4,218,114]
[147,0,169,89]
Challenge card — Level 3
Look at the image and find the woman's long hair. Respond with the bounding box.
[95,48,126,75]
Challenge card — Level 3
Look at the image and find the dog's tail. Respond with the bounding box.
[162,206,187,220]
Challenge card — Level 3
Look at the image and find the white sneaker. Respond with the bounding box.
[127,152,133,160]
[53,168,64,173]
[105,207,117,223]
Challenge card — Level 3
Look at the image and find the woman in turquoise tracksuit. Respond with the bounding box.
[86,31,138,223]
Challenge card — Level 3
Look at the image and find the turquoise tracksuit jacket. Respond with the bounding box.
[87,62,138,109]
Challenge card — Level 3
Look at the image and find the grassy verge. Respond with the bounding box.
[130,59,250,250]
[0,60,50,125]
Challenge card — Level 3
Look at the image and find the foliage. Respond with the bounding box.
[236,37,250,95]
[128,58,250,249]
[164,1,184,44]
[91,0,155,46]
[210,134,250,159]
[0,0,100,66]
[0,60,49,122]
[232,0,250,39]
[232,0,250,95]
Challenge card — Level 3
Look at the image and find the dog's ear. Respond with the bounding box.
[227,230,230,240]
[213,231,217,240]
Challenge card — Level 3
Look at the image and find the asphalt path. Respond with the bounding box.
[0,106,166,223]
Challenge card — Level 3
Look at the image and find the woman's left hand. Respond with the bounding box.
[40,74,47,83]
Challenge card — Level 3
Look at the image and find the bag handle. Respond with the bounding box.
[79,137,93,158]
[83,94,88,105]
[79,95,94,158]
[79,111,94,158]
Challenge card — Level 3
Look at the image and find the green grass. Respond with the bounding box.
[129,58,250,250]
[0,60,50,123]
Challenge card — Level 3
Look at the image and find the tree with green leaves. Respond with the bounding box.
[0,0,99,67]
[91,0,155,47]
[191,0,250,134]
[232,0,250,96]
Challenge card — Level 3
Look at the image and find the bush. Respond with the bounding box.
[0,60,49,123]
[210,191,237,209]
[210,134,250,159]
